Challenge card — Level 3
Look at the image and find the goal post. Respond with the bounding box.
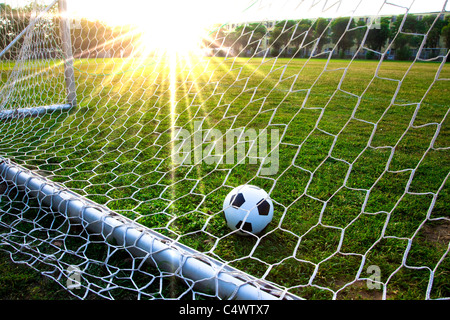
[58,0,76,107]
[0,0,76,118]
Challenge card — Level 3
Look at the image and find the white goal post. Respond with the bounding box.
[0,157,296,300]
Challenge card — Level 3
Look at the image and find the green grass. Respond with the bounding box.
[0,57,449,299]
[0,250,77,299]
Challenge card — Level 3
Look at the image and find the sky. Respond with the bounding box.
[3,0,449,24]
[63,0,449,24]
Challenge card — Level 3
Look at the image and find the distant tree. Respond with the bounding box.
[292,19,313,57]
[232,23,267,56]
[268,20,297,56]
[420,15,446,48]
[291,19,313,44]
[391,14,423,49]
[70,19,130,58]
[365,17,391,52]
[390,14,423,60]
[0,3,12,12]
[354,19,367,48]
[330,17,356,57]
[200,26,235,57]
[442,17,450,48]
[0,4,34,59]
[203,25,226,49]
[312,17,329,53]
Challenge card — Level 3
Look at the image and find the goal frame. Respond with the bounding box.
[0,157,299,300]
[0,0,76,118]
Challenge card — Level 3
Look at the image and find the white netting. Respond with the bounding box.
[0,0,449,300]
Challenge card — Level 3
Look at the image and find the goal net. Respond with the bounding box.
[0,0,449,300]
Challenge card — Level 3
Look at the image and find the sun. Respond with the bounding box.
[68,0,219,56]
[136,15,209,55]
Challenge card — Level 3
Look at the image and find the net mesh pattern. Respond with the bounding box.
[0,0,449,300]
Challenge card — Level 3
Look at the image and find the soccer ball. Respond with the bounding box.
[223,185,274,236]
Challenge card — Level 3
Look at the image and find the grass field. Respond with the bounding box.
[0,250,75,299]
[1,56,449,299]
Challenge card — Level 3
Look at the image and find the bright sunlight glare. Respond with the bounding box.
[137,11,209,54]
[66,0,450,55]
[67,0,239,55]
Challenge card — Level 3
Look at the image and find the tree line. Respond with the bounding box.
[0,3,135,59]
[209,14,450,60]
[1,2,450,61]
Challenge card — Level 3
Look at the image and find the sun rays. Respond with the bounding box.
[59,0,278,216]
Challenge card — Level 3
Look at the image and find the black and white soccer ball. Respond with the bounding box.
[223,185,274,236]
